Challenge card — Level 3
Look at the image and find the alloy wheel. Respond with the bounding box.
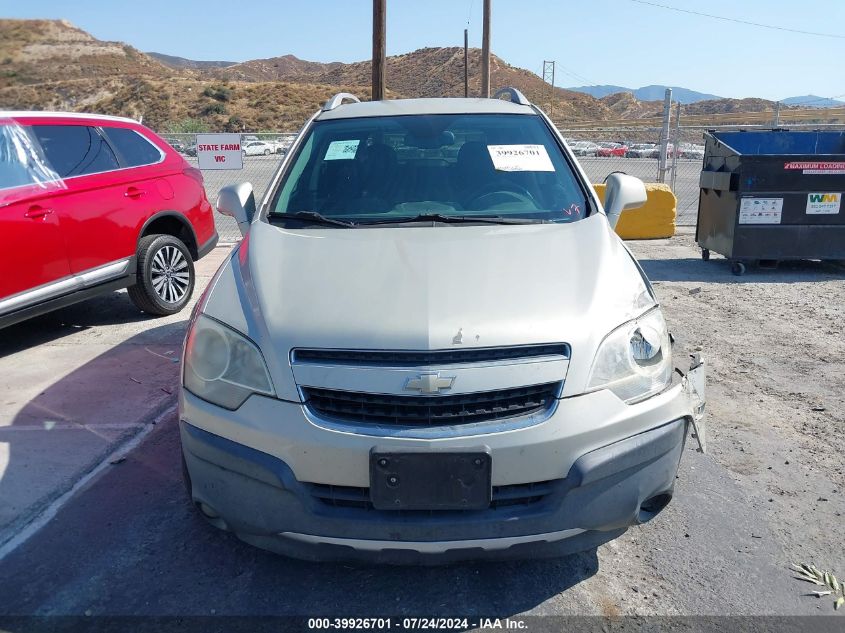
[150,245,190,303]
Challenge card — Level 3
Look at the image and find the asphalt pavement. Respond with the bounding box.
[0,246,232,555]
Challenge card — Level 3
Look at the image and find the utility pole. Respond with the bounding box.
[773,101,781,127]
[372,0,386,101]
[464,28,469,98]
[481,0,491,97]
[543,60,555,116]
[657,87,672,183]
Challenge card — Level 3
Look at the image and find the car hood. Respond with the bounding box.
[204,214,655,400]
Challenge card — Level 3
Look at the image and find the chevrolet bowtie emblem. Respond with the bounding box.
[404,372,455,394]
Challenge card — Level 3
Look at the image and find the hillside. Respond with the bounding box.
[147,52,236,71]
[568,84,722,104]
[1,19,840,132]
[198,46,610,121]
[681,97,774,116]
[0,19,174,87]
[781,95,845,108]
[0,21,622,129]
[209,54,344,82]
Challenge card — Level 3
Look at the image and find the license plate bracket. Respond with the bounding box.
[369,450,492,511]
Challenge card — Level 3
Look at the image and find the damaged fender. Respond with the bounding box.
[679,353,707,453]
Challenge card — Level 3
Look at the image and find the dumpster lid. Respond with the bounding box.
[709,129,845,156]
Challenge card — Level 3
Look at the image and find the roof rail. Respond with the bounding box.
[322,93,361,112]
[492,87,531,106]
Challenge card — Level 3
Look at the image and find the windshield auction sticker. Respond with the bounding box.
[487,144,555,172]
[739,197,783,224]
[196,133,243,170]
[324,140,360,160]
[806,192,841,214]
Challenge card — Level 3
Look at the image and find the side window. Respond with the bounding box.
[102,127,163,167]
[30,125,119,178]
[0,124,45,191]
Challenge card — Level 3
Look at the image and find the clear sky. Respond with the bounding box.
[3,0,844,101]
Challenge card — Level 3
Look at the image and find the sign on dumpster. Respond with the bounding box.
[196,133,243,170]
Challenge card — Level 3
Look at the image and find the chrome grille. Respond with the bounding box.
[302,382,560,427]
[293,344,569,366]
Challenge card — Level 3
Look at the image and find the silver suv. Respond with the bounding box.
[179,89,706,563]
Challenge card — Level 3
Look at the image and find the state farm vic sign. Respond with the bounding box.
[195,133,243,170]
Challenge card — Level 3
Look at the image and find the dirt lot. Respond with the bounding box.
[610,226,845,615]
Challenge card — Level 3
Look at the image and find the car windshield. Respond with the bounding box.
[269,113,590,225]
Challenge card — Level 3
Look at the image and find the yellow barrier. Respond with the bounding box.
[592,182,677,239]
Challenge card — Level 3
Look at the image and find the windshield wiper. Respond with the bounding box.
[360,213,549,226]
[269,211,357,228]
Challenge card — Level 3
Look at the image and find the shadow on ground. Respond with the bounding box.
[0,317,187,549]
[0,290,163,356]
[639,257,845,284]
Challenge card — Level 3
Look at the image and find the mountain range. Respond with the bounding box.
[780,95,845,108]
[1,19,843,133]
[569,85,845,109]
[567,84,722,104]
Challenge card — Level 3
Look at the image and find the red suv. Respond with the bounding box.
[0,112,218,329]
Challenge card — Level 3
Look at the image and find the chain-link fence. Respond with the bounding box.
[168,127,703,241]
[166,124,845,241]
[161,133,297,242]
[558,127,705,226]
[559,121,845,227]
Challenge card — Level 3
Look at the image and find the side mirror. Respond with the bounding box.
[217,182,255,238]
[603,173,647,229]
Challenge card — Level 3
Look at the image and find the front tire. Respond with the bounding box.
[128,234,195,316]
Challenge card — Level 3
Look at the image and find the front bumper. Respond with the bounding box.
[179,373,701,562]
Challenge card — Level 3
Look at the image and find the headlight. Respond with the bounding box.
[586,307,672,404]
[183,314,274,410]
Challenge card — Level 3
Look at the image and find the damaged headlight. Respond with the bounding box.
[183,314,274,410]
[586,307,672,404]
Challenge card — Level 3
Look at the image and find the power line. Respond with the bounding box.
[553,62,594,87]
[627,0,845,39]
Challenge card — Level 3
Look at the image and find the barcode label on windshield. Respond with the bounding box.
[324,140,360,160]
[487,144,555,172]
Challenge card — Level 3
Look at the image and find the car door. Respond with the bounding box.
[28,123,162,276]
[0,122,71,305]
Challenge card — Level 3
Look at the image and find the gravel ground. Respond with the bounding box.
[615,227,845,615]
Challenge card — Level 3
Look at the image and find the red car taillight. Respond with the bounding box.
[183,166,204,185]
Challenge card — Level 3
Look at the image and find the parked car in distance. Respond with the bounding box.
[625,143,657,158]
[0,111,218,328]
[242,140,276,156]
[184,143,198,157]
[162,137,186,153]
[648,143,676,159]
[568,141,599,157]
[679,143,705,159]
[269,137,291,154]
[179,89,707,564]
[596,142,628,157]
